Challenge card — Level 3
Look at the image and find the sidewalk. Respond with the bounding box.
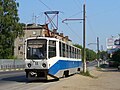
[0,68,24,72]
[46,67,120,90]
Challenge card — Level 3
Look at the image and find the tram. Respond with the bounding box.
[24,36,82,80]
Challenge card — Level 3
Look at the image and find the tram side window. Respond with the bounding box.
[66,45,69,58]
[77,49,79,59]
[74,48,76,58]
[75,48,77,59]
[62,43,66,57]
[71,47,73,58]
[68,46,70,58]
[70,46,72,58]
[73,47,77,59]
[59,42,62,57]
[73,48,75,58]
[48,40,56,58]
[78,50,81,59]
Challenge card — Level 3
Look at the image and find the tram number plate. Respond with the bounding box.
[35,62,38,65]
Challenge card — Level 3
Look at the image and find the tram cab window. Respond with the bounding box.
[48,40,56,58]
[27,39,47,59]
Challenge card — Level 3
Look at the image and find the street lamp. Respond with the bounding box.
[87,37,100,67]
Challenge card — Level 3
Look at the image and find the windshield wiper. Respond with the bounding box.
[31,58,36,63]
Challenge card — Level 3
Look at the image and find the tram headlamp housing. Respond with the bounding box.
[42,63,46,68]
[27,63,31,68]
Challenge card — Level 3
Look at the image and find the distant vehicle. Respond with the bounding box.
[24,37,82,80]
[108,60,119,68]
[86,61,89,64]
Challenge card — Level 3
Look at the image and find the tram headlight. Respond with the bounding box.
[42,63,46,68]
[27,63,31,68]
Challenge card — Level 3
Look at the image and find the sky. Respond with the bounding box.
[16,0,120,51]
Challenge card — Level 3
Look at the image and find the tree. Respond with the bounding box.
[111,49,120,66]
[100,51,107,60]
[86,48,97,61]
[74,44,82,50]
[0,0,23,59]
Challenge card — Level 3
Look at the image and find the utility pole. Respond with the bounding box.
[62,2,87,73]
[83,3,86,73]
[97,37,100,67]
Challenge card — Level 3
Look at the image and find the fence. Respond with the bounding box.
[0,59,25,70]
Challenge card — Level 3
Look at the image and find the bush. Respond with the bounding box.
[80,70,95,78]
[111,49,120,67]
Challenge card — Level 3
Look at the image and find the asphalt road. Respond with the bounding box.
[87,60,98,66]
[0,70,61,90]
[0,62,97,90]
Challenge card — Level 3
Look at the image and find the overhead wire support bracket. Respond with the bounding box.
[62,18,83,23]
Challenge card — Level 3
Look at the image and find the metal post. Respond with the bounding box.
[97,37,100,67]
[83,4,86,73]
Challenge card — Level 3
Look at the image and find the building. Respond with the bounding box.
[107,36,120,58]
[14,23,71,59]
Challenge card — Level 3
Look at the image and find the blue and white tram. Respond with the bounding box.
[24,37,82,80]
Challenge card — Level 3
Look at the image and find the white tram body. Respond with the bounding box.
[24,37,82,80]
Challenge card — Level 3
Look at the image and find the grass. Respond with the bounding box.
[80,64,108,78]
[80,70,97,78]
[95,66,102,71]
[95,64,108,71]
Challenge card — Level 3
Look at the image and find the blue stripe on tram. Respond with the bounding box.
[49,60,82,75]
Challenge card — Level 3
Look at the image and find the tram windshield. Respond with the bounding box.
[27,39,47,59]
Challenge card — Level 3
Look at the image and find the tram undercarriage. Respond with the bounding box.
[25,69,59,80]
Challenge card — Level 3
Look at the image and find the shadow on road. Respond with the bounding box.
[1,75,27,83]
[1,75,59,83]
[27,78,59,83]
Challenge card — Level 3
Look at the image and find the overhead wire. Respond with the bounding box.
[86,17,98,44]
[68,11,83,18]
[74,0,82,10]
[38,0,52,10]
[73,0,98,44]
[37,0,120,49]
[64,23,81,39]
[37,0,83,42]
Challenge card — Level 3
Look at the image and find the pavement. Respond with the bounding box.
[46,67,120,90]
[0,68,24,72]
